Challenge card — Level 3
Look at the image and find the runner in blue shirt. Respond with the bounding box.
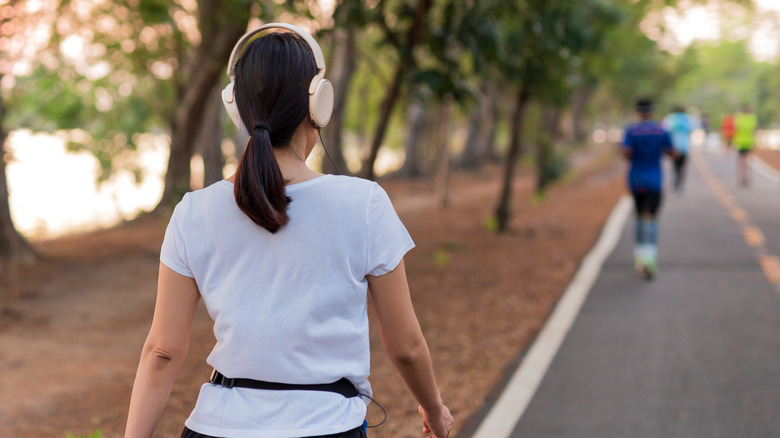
[621,98,676,279]
[662,105,698,191]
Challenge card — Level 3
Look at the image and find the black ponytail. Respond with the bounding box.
[234,126,290,232]
[232,32,318,233]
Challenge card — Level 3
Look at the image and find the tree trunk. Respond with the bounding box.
[459,98,484,170]
[156,1,250,211]
[321,17,356,175]
[199,84,225,187]
[494,85,530,233]
[483,83,501,162]
[359,66,404,180]
[543,104,562,142]
[571,86,594,143]
[397,97,429,177]
[459,80,497,169]
[434,99,452,208]
[0,82,36,301]
[535,131,554,193]
[360,0,432,180]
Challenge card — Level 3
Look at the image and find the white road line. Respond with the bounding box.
[749,155,780,184]
[471,195,633,438]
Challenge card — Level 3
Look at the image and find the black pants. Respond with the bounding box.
[181,425,366,438]
[673,153,687,189]
[632,191,662,216]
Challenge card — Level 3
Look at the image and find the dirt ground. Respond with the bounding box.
[0,144,625,438]
[754,148,780,174]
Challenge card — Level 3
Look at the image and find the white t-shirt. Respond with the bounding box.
[160,175,414,438]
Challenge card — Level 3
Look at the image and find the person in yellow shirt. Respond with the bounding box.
[733,106,758,186]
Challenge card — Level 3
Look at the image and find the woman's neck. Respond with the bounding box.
[276,154,322,185]
[226,146,321,186]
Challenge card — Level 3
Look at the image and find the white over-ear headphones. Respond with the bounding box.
[222,23,335,135]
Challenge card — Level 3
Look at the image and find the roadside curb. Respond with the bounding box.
[463,195,632,438]
[749,155,780,184]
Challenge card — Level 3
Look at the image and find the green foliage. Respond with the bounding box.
[492,0,624,105]
[433,248,449,268]
[534,131,569,192]
[663,40,780,128]
[4,0,257,185]
[531,190,546,205]
[483,216,500,233]
[433,240,461,268]
[65,430,102,438]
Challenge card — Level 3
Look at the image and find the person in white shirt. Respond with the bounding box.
[125,23,453,438]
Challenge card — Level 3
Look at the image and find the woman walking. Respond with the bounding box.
[125,23,452,438]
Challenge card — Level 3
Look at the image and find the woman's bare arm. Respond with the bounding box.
[368,259,453,438]
[125,263,200,438]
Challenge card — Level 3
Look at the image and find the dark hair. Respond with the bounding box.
[635,97,654,114]
[233,32,318,233]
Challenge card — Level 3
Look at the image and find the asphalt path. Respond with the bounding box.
[469,144,780,438]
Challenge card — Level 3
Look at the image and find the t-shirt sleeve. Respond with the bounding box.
[661,116,671,131]
[160,196,194,278]
[621,127,634,151]
[366,183,415,277]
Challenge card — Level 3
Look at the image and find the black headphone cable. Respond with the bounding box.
[318,128,343,175]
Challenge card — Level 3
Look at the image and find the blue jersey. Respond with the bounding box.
[622,120,672,193]
[662,112,697,154]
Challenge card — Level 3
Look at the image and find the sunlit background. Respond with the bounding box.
[3,0,780,238]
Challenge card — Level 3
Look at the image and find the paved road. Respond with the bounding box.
[472,145,780,438]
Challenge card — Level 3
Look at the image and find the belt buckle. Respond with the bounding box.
[209,369,235,389]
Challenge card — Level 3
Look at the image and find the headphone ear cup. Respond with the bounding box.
[222,82,249,135]
[309,79,334,128]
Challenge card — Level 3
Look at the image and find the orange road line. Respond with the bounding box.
[743,225,765,247]
[730,207,748,223]
[759,255,780,284]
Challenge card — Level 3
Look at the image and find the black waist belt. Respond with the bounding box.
[209,369,359,398]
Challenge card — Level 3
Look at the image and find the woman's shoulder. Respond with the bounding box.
[308,175,393,211]
[172,180,234,216]
[318,174,383,195]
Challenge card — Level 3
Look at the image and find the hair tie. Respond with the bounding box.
[253,123,271,133]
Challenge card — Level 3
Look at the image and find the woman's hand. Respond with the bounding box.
[368,260,453,437]
[418,404,453,438]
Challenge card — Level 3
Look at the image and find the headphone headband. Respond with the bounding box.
[226,23,326,80]
[222,22,334,130]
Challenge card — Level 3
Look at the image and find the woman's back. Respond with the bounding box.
[162,175,413,436]
[126,24,451,438]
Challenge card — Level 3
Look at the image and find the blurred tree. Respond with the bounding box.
[319,0,369,175]
[459,80,500,170]
[668,40,778,128]
[197,85,226,187]
[493,0,622,232]
[0,0,49,266]
[360,0,432,180]
[157,0,252,210]
[0,76,36,266]
[11,0,253,209]
[397,90,431,177]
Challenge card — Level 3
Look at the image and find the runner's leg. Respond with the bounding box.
[673,156,683,190]
[677,154,688,190]
[632,192,646,268]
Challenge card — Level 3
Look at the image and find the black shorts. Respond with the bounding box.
[181,425,366,438]
[738,148,752,156]
[632,191,662,216]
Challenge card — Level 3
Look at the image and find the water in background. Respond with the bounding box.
[6,130,405,239]
[7,130,168,238]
